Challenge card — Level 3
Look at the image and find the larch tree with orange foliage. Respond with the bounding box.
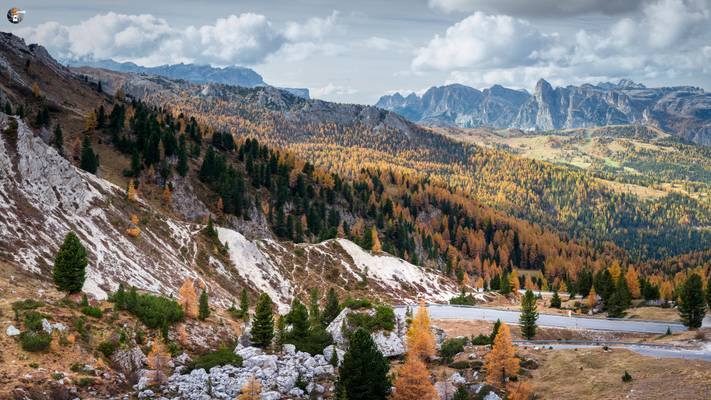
[392,356,438,400]
[406,300,436,360]
[179,278,199,318]
[587,287,597,310]
[371,226,382,253]
[236,375,262,400]
[484,322,518,388]
[147,340,172,385]
[625,267,641,299]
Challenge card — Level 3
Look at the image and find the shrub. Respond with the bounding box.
[74,317,91,342]
[78,377,95,387]
[440,337,467,362]
[70,363,95,375]
[346,304,395,333]
[471,334,491,346]
[286,325,334,355]
[342,297,372,310]
[51,373,64,380]
[184,346,242,374]
[122,291,184,329]
[449,360,471,370]
[29,363,39,369]
[20,331,51,352]
[23,311,46,332]
[81,306,103,319]
[450,293,476,306]
[98,340,118,357]
[12,299,43,312]
[622,371,633,382]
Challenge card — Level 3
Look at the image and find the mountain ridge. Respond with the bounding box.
[376,79,711,146]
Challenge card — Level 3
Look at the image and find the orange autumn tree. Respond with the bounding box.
[236,375,262,400]
[625,267,641,299]
[147,340,172,385]
[392,356,438,400]
[587,287,597,310]
[406,299,436,360]
[507,380,533,400]
[484,322,518,388]
[371,226,382,253]
[179,278,199,318]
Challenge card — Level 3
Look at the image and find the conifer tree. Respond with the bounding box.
[321,288,340,326]
[392,356,438,400]
[679,273,706,328]
[484,322,518,389]
[707,276,711,310]
[309,288,320,326]
[204,216,218,239]
[587,287,597,310]
[490,319,501,344]
[519,289,538,339]
[550,290,562,308]
[406,300,436,360]
[500,272,512,295]
[337,328,390,400]
[251,293,274,348]
[114,283,126,310]
[240,288,250,320]
[199,289,210,320]
[80,135,99,174]
[147,340,171,385]
[177,142,189,177]
[53,232,88,294]
[286,298,310,338]
[453,385,470,400]
[53,124,63,155]
[371,227,382,253]
[625,267,641,299]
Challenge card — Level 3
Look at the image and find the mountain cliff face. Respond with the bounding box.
[69,59,310,99]
[376,79,711,145]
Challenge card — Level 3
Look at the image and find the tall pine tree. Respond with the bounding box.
[79,135,99,174]
[53,232,88,293]
[321,288,340,326]
[519,289,538,339]
[250,293,274,348]
[198,289,210,320]
[679,273,706,328]
[337,328,390,400]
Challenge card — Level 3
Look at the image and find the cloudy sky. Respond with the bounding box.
[7,0,711,103]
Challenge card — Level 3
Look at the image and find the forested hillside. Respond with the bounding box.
[81,70,711,261]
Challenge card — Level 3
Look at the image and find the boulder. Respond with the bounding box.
[41,318,53,333]
[235,346,263,361]
[6,325,20,337]
[372,331,406,357]
[322,345,344,365]
[243,355,278,371]
[282,344,296,355]
[261,391,281,400]
[483,392,502,400]
[450,372,466,385]
[112,347,147,375]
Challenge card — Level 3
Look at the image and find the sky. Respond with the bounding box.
[5,0,711,104]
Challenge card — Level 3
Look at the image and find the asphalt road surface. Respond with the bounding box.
[395,304,687,334]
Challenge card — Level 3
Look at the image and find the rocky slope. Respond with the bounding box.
[70,59,310,99]
[0,114,457,306]
[376,79,711,145]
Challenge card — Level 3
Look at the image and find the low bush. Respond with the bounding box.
[12,299,43,312]
[449,360,471,370]
[23,311,47,332]
[622,371,633,382]
[124,291,184,329]
[286,326,334,355]
[77,377,95,387]
[342,297,372,310]
[440,337,468,362]
[98,340,118,357]
[184,346,242,374]
[81,306,103,319]
[346,304,395,333]
[449,293,476,306]
[471,334,491,346]
[20,331,51,352]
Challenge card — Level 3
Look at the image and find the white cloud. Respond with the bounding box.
[416,0,710,90]
[311,83,358,99]
[428,0,648,16]
[412,12,551,71]
[363,37,410,51]
[15,11,343,67]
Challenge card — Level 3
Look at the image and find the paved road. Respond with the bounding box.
[395,304,686,334]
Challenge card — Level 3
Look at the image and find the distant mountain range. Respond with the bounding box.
[68,59,310,99]
[376,79,711,146]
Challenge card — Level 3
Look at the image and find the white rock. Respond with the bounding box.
[323,345,344,365]
[243,354,277,371]
[450,372,466,385]
[261,391,281,400]
[6,325,20,336]
[41,318,53,333]
[235,346,263,361]
[288,388,305,397]
[372,331,406,357]
[483,392,502,400]
[282,344,296,355]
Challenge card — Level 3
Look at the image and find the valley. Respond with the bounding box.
[0,7,710,398]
